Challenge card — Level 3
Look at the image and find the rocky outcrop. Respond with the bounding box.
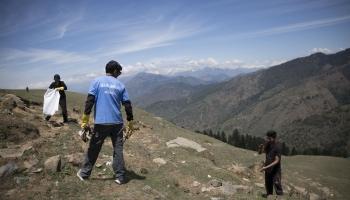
[44,155,62,173]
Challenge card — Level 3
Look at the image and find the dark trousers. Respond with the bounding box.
[59,97,68,122]
[265,171,283,195]
[80,124,125,179]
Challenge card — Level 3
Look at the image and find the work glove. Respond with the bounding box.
[124,120,136,141]
[56,87,65,91]
[127,120,135,132]
[81,114,90,129]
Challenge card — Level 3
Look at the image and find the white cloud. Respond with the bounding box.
[50,14,84,40]
[122,57,282,76]
[233,15,350,39]
[310,47,332,54]
[0,48,94,67]
[64,72,103,84]
[96,14,209,57]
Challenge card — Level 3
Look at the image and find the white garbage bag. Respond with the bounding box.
[43,89,60,116]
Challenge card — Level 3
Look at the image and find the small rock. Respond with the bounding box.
[65,153,84,166]
[44,155,61,173]
[96,163,103,168]
[0,162,18,177]
[183,188,190,193]
[255,183,264,188]
[209,179,222,187]
[242,178,250,182]
[153,157,167,165]
[143,185,153,194]
[140,168,148,174]
[201,186,215,192]
[23,157,39,169]
[181,160,186,164]
[208,174,211,178]
[309,193,320,200]
[31,168,43,173]
[293,186,308,196]
[210,197,225,200]
[192,181,201,187]
[320,187,331,197]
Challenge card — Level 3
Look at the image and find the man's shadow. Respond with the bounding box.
[91,169,146,183]
[124,169,146,183]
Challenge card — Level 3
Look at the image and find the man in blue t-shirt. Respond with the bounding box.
[77,60,134,184]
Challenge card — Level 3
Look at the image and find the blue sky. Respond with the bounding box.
[0,0,350,89]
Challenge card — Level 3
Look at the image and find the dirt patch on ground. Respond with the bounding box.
[0,115,39,145]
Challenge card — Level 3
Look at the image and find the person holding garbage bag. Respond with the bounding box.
[44,74,68,123]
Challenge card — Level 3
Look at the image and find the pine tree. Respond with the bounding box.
[291,147,298,155]
[227,134,234,145]
[232,129,239,146]
[282,142,290,155]
[221,131,227,143]
[208,129,213,137]
[203,130,208,135]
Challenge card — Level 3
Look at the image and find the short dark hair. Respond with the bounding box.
[106,60,122,74]
[54,74,60,80]
[266,130,277,138]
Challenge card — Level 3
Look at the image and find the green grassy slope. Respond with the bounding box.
[1,89,349,199]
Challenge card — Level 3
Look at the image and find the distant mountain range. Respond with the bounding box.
[68,67,256,95]
[123,67,256,107]
[144,49,350,156]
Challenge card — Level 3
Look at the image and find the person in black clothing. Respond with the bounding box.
[259,130,283,198]
[45,74,68,123]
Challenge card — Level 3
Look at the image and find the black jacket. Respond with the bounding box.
[49,81,67,98]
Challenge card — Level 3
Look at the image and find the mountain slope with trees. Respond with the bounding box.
[146,49,350,156]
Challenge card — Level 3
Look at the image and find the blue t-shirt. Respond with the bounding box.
[88,76,130,124]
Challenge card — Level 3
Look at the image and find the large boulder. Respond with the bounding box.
[166,137,206,152]
[44,155,62,173]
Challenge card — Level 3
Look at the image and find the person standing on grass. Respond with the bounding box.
[77,60,135,185]
[259,130,283,198]
[46,74,68,123]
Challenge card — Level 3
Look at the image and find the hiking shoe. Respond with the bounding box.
[76,169,87,181]
[45,116,51,121]
[114,177,126,185]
